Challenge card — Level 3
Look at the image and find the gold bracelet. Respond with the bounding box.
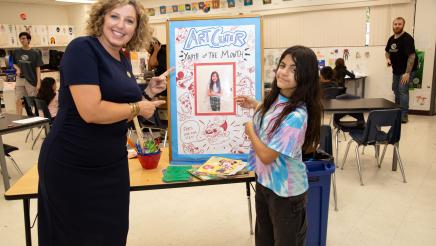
[134,102,140,116]
[128,103,139,119]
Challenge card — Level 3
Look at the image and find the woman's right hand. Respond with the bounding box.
[137,100,166,118]
[235,95,258,109]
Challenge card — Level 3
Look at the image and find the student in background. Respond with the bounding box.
[208,71,222,111]
[236,45,322,246]
[148,37,166,76]
[37,1,166,245]
[13,31,44,115]
[147,37,167,96]
[334,58,354,87]
[36,77,58,118]
[319,66,338,89]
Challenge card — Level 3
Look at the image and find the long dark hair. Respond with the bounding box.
[256,46,322,152]
[334,58,346,70]
[209,71,221,93]
[37,77,56,105]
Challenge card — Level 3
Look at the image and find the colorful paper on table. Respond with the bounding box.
[188,166,249,181]
[196,156,246,176]
[162,165,192,182]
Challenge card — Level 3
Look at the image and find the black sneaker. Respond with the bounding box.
[401,115,408,124]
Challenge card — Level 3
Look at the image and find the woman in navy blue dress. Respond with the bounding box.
[37,1,167,245]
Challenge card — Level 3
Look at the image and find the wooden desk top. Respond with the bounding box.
[5,148,255,200]
[322,98,399,112]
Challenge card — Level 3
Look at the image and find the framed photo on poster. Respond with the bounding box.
[168,16,262,164]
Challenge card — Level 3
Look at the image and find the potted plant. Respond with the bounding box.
[136,138,161,170]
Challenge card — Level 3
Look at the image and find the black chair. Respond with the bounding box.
[341,109,406,185]
[23,96,38,142]
[332,94,365,165]
[3,144,23,175]
[322,87,346,99]
[319,125,338,211]
[32,98,53,149]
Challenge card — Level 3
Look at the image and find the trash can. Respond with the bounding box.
[305,159,335,246]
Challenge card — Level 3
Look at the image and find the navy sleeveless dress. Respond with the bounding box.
[38,36,142,246]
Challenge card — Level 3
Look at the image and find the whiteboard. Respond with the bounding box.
[168,16,262,164]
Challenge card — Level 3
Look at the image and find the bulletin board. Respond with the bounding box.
[168,16,262,164]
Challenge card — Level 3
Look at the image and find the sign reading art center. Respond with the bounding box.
[168,16,263,164]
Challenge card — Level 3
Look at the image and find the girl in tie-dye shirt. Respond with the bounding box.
[236,46,322,246]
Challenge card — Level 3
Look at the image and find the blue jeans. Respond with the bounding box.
[392,72,415,118]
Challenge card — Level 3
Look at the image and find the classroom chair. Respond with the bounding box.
[341,108,406,185]
[22,96,38,143]
[2,144,23,175]
[332,94,365,165]
[32,98,53,149]
[319,124,338,211]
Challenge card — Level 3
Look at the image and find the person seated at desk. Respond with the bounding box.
[319,66,338,89]
[36,77,58,119]
[147,37,167,97]
[334,58,355,87]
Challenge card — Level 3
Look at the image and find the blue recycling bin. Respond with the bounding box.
[305,159,335,246]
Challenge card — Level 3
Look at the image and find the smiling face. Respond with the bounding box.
[211,72,218,83]
[276,54,297,97]
[99,4,137,53]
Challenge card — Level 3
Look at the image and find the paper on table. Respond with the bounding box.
[12,116,48,124]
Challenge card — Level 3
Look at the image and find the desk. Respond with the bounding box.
[322,98,401,171]
[0,114,50,191]
[5,148,255,246]
[323,98,398,113]
[345,75,366,98]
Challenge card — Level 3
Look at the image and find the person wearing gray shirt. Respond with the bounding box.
[13,32,43,115]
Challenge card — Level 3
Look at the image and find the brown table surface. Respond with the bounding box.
[5,148,255,199]
[4,148,255,246]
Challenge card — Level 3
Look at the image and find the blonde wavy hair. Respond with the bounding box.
[86,0,152,51]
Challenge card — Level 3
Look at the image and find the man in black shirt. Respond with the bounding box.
[385,17,418,123]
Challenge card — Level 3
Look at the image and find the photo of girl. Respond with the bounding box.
[194,63,235,115]
[208,71,222,111]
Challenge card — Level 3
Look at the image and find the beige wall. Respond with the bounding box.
[0,2,69,25]
[66,4,91,37]
[412,0,436,111]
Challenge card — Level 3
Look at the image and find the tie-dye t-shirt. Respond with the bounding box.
[247,94,308,197]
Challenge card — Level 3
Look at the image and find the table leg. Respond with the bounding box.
[23,199,32,246]
[362,77,366,98]
[392,143,398,171]
[0,136,10,190]
[245,182,254,235]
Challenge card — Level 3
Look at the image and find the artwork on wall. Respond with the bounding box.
[168,16,262,163]
[0,24,75,48]
[0,24,18,47]
[412,49,425,89]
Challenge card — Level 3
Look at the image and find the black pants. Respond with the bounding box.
[255,182,307,246]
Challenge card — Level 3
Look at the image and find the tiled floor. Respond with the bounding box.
[1,114,436,245]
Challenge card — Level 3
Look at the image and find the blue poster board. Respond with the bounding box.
[168,16,262,164]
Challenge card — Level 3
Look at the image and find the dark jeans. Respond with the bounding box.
[392,71,415,118]
[255,182,307,246]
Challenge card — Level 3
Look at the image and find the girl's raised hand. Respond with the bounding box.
[235,95,258,109]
